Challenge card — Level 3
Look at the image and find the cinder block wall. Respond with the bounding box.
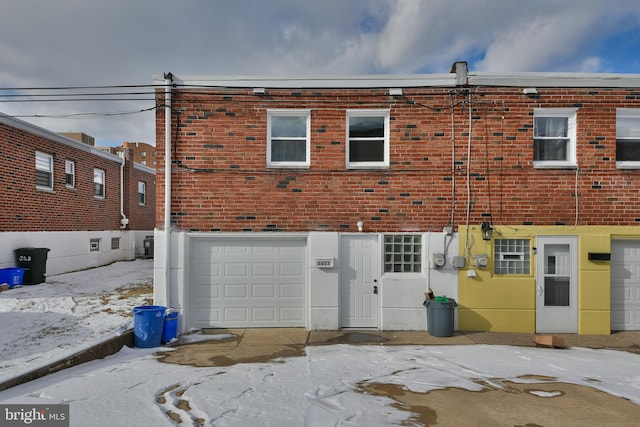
[155,87,640,232]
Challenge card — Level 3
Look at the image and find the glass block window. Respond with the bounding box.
[384,234,422,273]
[494,239,530,274]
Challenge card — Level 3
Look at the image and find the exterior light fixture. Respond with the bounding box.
[481,221,493,241]
[389,88,403,96]
[357,221,364,232]
[253,88,266,95]
[523,88,538,95]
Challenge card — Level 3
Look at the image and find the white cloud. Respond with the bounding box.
[0,1,639,145]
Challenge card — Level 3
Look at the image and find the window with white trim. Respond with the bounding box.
[347,110,390,168]
[384,234,422,273]
[138,181,146,205]
[65,160,75,188]
[494,239,530,274]
[616,109,640,168]
[94,168,105,198]
[267,110,310,168]
[533,108,577,168]
[35,151,53,190]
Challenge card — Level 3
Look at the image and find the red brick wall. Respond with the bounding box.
[155,86,640,232]
[0,122,154,232]
[125,160,156,230]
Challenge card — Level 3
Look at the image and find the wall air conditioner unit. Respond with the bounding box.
[314,257,334,268]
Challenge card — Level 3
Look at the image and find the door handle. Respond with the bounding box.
[373,285,378,294]
[537,286,543,296]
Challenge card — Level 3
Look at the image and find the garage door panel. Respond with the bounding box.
[253,263,276,277]
[189,237,306,328]
[611,240,640,330]
[281,283,303,298]
[253,308,276,322]
[224,283,249,299]
[224,307,249,322]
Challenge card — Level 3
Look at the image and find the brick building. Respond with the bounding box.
[117,142,156,169]
[153,63,640,335]
[0,113,156,275]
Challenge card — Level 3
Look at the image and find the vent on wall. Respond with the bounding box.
[90,238,100,252]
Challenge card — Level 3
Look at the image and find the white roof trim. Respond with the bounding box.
[0,112,123,164]
[153,73,457,88]
[133,162,156,175]
[468,72,640,88]
[154,70,640,89]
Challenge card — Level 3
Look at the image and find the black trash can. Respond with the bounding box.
[15,248,50,285]
[423,298,457,337]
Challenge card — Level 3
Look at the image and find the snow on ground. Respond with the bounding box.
[0,259,154,384]
[1,342,640,426]
[1,259,640,426]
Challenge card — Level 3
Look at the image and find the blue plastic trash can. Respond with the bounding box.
[161,311,178,344]
[133,305,166,348]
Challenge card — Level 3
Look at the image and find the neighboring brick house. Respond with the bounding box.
[0,113,156,276]
[117,142,157,169]
[153,63,640,334]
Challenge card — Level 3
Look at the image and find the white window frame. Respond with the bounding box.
[346,109,390,169]
[35,151,53,190]
[65,160,75,188]
[138,181,146,205]
[94,168,105,199]
[616,108,640,169]
[533,108,577,169]
[266,109,311,168]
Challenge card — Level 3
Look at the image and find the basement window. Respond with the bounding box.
[111,237,120,250]
[494,239,530,274]
[90,238,100,252]
[384,234,422,273]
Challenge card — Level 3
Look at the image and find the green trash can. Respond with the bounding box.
[423,297,457,337]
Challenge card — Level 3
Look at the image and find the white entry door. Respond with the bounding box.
[340,235,379,328]
[535,237,578,333]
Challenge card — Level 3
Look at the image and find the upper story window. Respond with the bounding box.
[533,108,577,169]
[94,168,105,198]
[616,109,640,168]
[140,151,147,157]
[35,151,53,190]
[347,110,390,169]
[65,160,75,188]
[138,181,146,205]
[267,110,310,168]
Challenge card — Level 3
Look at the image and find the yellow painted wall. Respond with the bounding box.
[457,225,640,335]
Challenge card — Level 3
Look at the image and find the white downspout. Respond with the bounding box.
[164,73,173,307]
[119,151,129,229]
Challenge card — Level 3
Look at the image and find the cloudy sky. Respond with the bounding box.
[1,0,639,146]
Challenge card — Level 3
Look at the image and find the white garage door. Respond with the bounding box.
[189,237,306,329]
[611,240,640,330]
